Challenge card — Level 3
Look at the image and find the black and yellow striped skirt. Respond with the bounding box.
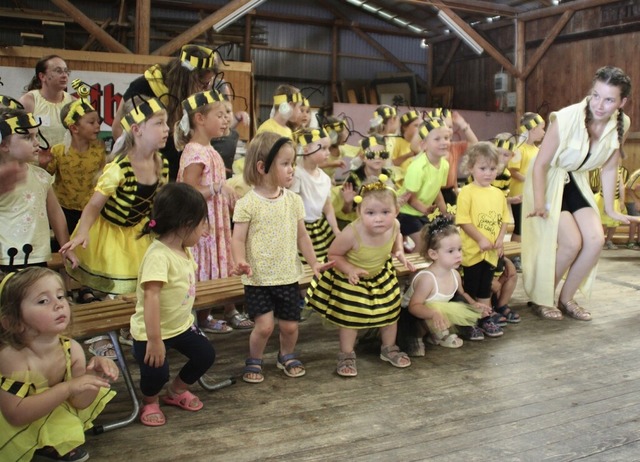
[305,259,401,329]
[301,216,335,262]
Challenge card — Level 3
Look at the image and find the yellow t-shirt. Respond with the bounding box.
[456,183,509,267]
[508,143,538,197]
[399,153,449,217]
[256,118,293,138]
[130,240,197,341]
[233,188,305,286]
[391,137,414,172]
[47,141,106,211]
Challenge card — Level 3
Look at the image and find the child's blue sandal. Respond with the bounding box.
[276,352,306,378]
[495,305,521,323]
[242,358,264,383]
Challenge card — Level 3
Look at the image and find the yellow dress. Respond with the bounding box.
[0,337,115,461]
[66,154,169,294]
[306,220,401,328]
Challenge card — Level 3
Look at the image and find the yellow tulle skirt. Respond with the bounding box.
[422,300,483,332]
[66,215,152,294]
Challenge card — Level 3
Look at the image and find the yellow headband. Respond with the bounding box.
[0,113,41,142]
[63,99,95,128]
[324,120,346,133]
[120,97,166,133]
[493,138,515,152]
[302,98,310,107]
[273,93,304,105]
[400,111,419,125]
[179,45,217,70]
[519,114,544,134]
[295,128,328,147]
[418,118,446,140]
[354,174,391,204]
[182,89,226,112]
[0,95,24,110]
[0,271,16,297]
[428,108,451,119]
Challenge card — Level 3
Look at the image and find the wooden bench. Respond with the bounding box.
[62,243,521,433]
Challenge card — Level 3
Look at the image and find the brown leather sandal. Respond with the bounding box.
[558,299,592,321]
[336,351,357,377]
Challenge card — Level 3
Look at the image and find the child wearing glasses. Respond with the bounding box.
[334,135,396,229]
[397,118,452,254]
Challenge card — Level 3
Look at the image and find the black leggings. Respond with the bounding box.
[133,325,215,397]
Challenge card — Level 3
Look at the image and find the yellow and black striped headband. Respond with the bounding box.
[323,120,346,133]
[121,97,166,133]
[400,111,419,125]
[493,138,515,152]
[360,135,384,151]
[418,118,446,139]
[63,99,95,128]
[428,108,451,119]
[0,112,41,141]
[295,128,328,147]
[374,106,397,121]
[0,95,24,110]
[302,98,310,107]
[273,93,304,105]
[519,114,544,134]
[182,89,226,112]
[180,45,217,70]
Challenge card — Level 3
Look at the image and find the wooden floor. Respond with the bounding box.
[83,249,640,462]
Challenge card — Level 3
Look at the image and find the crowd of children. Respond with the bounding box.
[1,53,635,459]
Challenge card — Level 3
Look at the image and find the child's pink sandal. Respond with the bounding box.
[162,390,203,411]
[140,402,166,426]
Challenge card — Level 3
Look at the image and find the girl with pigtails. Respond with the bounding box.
[523,66,635,322]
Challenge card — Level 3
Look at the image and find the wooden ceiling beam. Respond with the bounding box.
[516,0,620,21]
[135,0,151,55]
[50,0,131,53]
[431,0,519,76]
[318,0,428,89]
[152,0,260,56]
[402,0,521,17]
[521,9,573,79]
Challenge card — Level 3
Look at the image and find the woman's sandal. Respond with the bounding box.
[276,352,306,378]
[426,333,463,349]
[162,389,203,411]
[242,358,264,383]
[224,310,254,329]
[336,351,357,377]
[84,335,117,360]
[495,305,521,324]
[380,345,411,368]
[140,402,166,427]
[528,301,563,321]
[558,299,592,321]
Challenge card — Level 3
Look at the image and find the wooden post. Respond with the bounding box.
[331,24,338,103]
[515,19,525,125]
[243,15,252,62]
[135,0,151,55]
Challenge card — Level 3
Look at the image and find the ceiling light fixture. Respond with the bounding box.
[437,10,483,55]
[212,0,267,32]
[362,3,380,13]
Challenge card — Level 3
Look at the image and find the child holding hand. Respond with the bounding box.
[0,267,118,461]
[176,89,253,333]
[130,183,215,427]
[306,177,415,377]
[456,142,510,339]
[232,132,330,384]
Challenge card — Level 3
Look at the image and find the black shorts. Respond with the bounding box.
[561,174,591,213]
[511,203,522,236]
[398,213,429,236]
[244,283,301,321]
[462,260,495,300]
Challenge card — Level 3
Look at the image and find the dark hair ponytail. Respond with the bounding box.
[25,55,63,91]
